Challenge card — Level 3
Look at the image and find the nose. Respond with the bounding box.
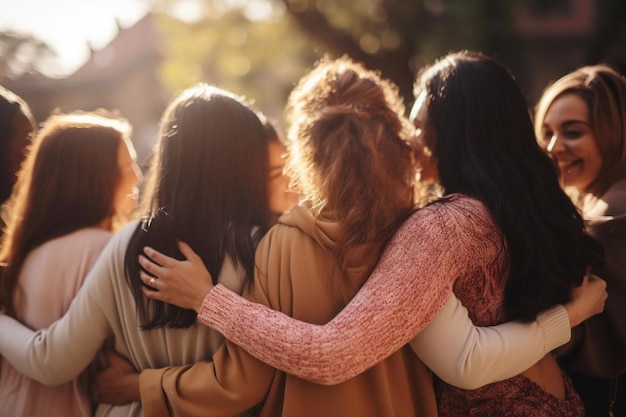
[132,162,144,184]
[546,134,562,153]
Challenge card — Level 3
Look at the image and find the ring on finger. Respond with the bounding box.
[149,277,157,287]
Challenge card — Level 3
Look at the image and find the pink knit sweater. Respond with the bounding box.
[198,195,569,386]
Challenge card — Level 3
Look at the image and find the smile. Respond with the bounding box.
[557,159,582,173]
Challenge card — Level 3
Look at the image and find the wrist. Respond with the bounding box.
[127,372,141,402]
[193,285,212,313]
[563,302,580,328]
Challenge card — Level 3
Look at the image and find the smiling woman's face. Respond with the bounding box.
[539,93,603,193]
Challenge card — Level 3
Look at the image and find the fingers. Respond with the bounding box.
[139,271,167,303]
[582,270,590,285]
[140,284,166,302]
[589,274,606,287]
[177,240,200,262]
[143,246,177,267]
[140,270,159,289]
[138,253,164,278]
[105,350,133,369]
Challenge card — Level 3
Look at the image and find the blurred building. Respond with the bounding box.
[516,0,610,103]
[4,13,167,164]
[3,0,623,148]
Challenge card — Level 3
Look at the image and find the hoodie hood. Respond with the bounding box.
[279,205,382,296]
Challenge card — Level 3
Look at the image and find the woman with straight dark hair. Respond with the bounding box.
[0,85,294,417]
[0,110,141,416]
[135,53,606,416]
[535,64,626,416]
[128,56,607,417]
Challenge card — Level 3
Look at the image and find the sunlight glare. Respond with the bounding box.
[243,0,275,21]
[169,0,206,23]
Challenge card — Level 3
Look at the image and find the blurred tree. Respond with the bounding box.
[0,31,57,81]
[151,0,626,110]
[152,0,318,121]
[280,0,521,104]
[151,0,521,110]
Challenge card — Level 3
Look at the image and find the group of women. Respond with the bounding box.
[0,50,623,417]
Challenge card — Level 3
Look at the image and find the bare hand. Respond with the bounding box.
[138,240,213,312]
[93,350,140,404]
[564,272,607,328]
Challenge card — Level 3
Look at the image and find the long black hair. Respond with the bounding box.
[125,85,273,329]
[416,52,603,321]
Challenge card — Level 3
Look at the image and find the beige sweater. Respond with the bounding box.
[0,221,248,417]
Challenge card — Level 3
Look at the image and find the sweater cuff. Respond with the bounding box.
[140,368,171,417]
[536,304,571,352]
[197,284,240,333]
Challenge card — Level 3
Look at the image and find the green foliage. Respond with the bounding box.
[154,1,318,121]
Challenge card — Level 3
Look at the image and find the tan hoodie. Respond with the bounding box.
[141,205,438,417]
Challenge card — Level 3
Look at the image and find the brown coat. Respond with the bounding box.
[565,179,626,378]
[141,205,437,417]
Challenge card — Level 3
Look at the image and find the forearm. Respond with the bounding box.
[140,368,173,417]
[199,280,452,385]
[410,294,570,389]
[196,209,458,384]
[139,345,273,417]
[0,314,47,382]
[0,313,92,385]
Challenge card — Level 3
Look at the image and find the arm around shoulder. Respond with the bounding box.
[409,293,571,389]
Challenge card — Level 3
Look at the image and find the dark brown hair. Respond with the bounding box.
[0,110,130,316]
[125,84,275,329]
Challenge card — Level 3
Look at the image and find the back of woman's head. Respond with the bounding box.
[285,56,415,273]
[416,51,602,321]
[535,65,626,195]
[0,110,128,316]
[0,86,34,204]
[127,84,273,329]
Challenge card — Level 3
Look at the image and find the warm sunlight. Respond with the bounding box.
[0,0,150,76]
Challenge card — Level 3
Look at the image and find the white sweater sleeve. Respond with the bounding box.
[410,293,571,389]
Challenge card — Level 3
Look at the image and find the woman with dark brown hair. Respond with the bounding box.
[0,110,142,416]
[0,85,295,417]
[134,54,607,417]
[116,56,607,417]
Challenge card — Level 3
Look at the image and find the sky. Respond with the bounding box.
[0,0,151,76]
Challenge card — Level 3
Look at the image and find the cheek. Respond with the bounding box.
[114,174,139,212]
[268,177,297,213]
[587,148,604,177]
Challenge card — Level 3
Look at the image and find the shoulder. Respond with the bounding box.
[598,180,626,216]
[38,227,113,257]
[404,194,493,232]
[261,206,325,248]
[97,220,141,259]
[396,194,499,263]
